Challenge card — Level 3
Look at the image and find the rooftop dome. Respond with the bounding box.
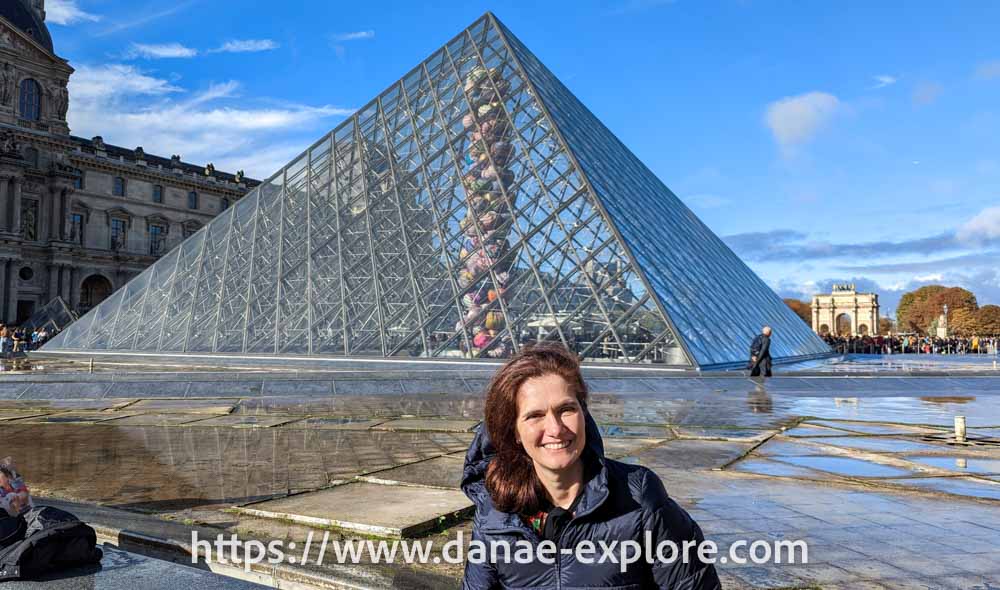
[0,0,53,53]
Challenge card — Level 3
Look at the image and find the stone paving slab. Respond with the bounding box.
[373,418,480,432]
[99,412,219,426]
[284,417,388,430]
[188,414,304,428]
[127,398,240,414]
[13,410,143,424]
[360,455,465,489]
[238,481,473,537]
[602,437,667,459]
[2,544,269,589]
[625,439,756,470]
[0,410,51,421]
[105,381,192,398]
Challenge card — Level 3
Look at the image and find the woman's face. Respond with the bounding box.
[515,373,586,475]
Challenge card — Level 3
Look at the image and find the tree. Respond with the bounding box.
[897,285,977,334]
[950,307,978,337]
[977,305,1000,335]
[783,299,812,325]
[878,317,894,334]
[896,285,946,333]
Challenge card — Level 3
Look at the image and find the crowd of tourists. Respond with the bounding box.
[822,333,1000,355]
[0,325,57,358]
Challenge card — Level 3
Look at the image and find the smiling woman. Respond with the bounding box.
[461,344,721,589]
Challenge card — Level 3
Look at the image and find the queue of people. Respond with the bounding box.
[822,334,1000,355]
[0,325,57,358]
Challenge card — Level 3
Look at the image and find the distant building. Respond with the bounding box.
[0,0,258,323]
[811,284,880,337]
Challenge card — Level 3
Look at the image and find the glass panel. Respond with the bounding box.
[497,18,826,366]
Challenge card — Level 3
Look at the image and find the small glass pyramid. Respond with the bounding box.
[42,13,830,368]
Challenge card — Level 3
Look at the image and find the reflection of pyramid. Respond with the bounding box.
[39,13,830,368]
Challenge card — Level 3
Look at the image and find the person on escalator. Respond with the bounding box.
[461,343,720,589]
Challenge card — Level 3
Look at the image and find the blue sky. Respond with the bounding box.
[46,0,1000,315]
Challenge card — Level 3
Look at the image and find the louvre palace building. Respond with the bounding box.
[0,0,256,324]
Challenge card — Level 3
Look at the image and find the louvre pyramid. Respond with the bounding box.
[41,13,830,368]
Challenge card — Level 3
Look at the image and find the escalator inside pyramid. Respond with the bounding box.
[37,13,830,369]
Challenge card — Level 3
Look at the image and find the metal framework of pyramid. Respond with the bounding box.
[39,13,831,369]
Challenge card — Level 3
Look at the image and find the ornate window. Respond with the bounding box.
[113,176,126,197]
[19,79,40,121]
[20,199,38,241]
[152,184,163,203]
[148,223,167,256]
[220,197,230,211]
[182,221,200,238]
[24,147,38,168]
[187,190,198,210]
[110,218,127,251]
[70,213,84,245]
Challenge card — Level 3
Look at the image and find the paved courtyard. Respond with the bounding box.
[1,364,998,589]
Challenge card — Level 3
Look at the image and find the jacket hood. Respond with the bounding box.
[461,411,606,533]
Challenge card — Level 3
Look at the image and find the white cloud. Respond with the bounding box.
[96,1,195,37]
[67,64,354,179]
[914,273,944,282]
[958,205,1000,242]
[210,39,280,54]
[127,42,198,59]
[871,75,897,89]
[764,91,840,154]
[69,64,181,100]
[331,30,375,42]
[46,0,101,25]
[974,60,1000,80]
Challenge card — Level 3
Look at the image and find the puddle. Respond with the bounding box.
[1,423,472,514]
[806,420,941,436]
[775,456,915,478]
[788,396,1000,427]
[903,456,1000,474]
[598,424,673,438]
[884,477,1000,501]
[729,458,823,478]
[805,436,944,454]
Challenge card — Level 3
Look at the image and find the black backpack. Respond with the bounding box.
[0,506,103,581]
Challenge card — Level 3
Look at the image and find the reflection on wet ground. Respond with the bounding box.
[4,423,471,512]
[780,352,1000,373]
[3,371,999,588]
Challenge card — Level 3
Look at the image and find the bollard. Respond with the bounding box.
[954,416,967,443]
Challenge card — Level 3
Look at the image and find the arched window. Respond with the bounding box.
[24,147,38,168]
[113,176,126,196]
[19,79,41,121]
[220,197,229,211]
[187,191,198,210]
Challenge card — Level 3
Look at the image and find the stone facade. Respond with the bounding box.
[811,284,880,337]
[0,1,257,323]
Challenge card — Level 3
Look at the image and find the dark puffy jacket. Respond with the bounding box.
[461,413,721,589]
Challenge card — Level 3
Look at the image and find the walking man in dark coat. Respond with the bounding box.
[749,326,773,377]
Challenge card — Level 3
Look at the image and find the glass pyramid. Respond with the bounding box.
[41,13,831,368]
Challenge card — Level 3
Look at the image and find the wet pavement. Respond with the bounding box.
[1,369,998,589]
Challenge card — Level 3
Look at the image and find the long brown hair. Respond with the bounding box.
[484,343,589,515]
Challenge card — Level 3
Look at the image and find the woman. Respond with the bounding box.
[462,344,721,589]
